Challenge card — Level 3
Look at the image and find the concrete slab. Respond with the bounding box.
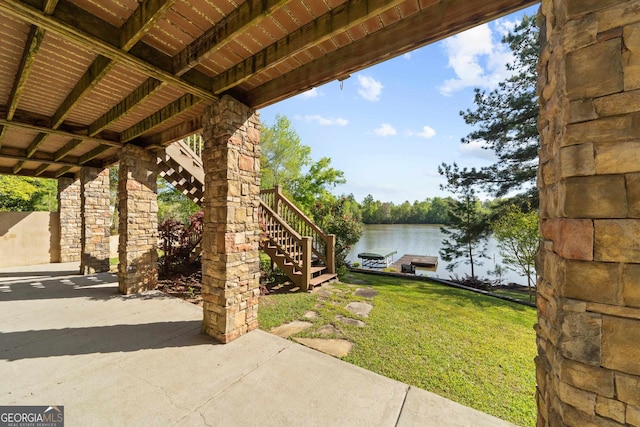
[293,337,353,357]
[0,263,517,426]
[397,386,516,427]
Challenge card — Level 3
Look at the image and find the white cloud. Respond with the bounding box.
[438,23,514,96]
[357,75,383,101]
[374,123,397,136]
[300,87,319,99]
[303,114,348,126]
[408,125,436,139]
[403,52,412,60]
[459,139,496,160]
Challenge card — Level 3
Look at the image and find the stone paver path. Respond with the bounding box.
[346,301,373,318]
[271,286,379,358]
[270,320,313,338]
[294,338,353,358]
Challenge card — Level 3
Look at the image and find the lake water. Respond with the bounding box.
[345,224,528,285]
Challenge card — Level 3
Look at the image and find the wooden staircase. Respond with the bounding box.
[157,135,337,291]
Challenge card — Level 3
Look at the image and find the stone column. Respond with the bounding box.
[79,167,111,274]
[58,176,81,262]
[117,145,159,294]
[537,1,640,425]
[201,95,261,343]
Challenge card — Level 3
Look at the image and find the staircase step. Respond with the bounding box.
[310,266,326,275]
[310,273,338,288]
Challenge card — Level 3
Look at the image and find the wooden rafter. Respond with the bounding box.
[0,114,122,147]
[51,55,115,129]
[119,94,202,143]
[6,26,44,121]
[120,0,177,51]
[53,139,82,161]
[0,146,100,168]
[33,163,50,176]
[54,166,73,178]
[244,0,538,108]
[13,161,25,174]
[212,0,406,94]
[26,133,48,157]
[137,116,202,149]
[0,0,217,101]
[79,145,112,164]
[172,0,288,76]
[88,78,164,136]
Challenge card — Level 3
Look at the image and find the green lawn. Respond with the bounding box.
[258,272,537,426]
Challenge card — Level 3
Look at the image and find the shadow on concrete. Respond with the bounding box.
[0,269,81,278]
[0,273,128,301]
[0,320,212,361]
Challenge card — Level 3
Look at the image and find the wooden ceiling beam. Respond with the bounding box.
[119,94,203,143]
[0,112,122,147]
[33,163,50,176]
[0,0,217,101]
[79,145,112,165]
[54,166,73,178]
[120,0,177,51]
[13,161,25,174]
[88,78,164,136]
[54,139,82,161]
[0,166,69,179]
[26,133,49,158]
[212,0,405,94]
[0,146,81,167]
[137,116,202,149]
[243,0,538,108]
[172,0,288,76]
[6,26,45,122]
[51,55,115,129]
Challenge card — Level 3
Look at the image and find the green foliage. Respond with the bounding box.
[310,196,364,273]
[438,163,490,279]
[360,194,452,224]
[0,175,57,211]
[458,15,539,207]
[290,156,346,213]
[157,179,199,225]
[492,204,540,297]
[260,114,311,189]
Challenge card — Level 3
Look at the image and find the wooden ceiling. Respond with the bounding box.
[0,0,537,179]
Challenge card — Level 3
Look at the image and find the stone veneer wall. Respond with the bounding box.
[117,145,159,294]
[58,176,81,262]
[201,95,261,343]
[80,167,111,274]
[537,1,640,425]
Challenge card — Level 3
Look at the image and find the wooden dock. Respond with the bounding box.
[390,254,438,273]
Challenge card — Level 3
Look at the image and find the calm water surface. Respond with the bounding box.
[346,224,527,285]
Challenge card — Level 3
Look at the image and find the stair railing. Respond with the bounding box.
[260,186,335,274]
[259,201,312,288]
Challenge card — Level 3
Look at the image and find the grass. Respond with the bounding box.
[258,272,537,426]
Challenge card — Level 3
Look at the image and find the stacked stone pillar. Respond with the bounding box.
[117,145,159,294]
[537,1,640,425]
[79,167,111,274]
[201,95,261,343]
[58,176,81,262]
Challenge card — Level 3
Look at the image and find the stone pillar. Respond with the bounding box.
[537,1,640,425]
[201,95,261,343]
[79,167,111,274]
[117,145,159,294]
[58,176,81,262]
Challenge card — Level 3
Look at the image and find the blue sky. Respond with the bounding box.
[259,5,539,205]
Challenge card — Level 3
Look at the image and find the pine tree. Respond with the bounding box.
[458,15,539,207]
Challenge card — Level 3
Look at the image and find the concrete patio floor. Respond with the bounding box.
[0,263,515,426]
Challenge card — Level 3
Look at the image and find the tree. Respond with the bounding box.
[311,195,364,277]
[290,156,346,214]
[0,175,57,211]
[260,115,311,190]
[492,203,540,299]
[457,15,539,207]
[438,163,490,280]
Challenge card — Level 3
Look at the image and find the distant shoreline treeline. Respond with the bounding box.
[358,195,453,225]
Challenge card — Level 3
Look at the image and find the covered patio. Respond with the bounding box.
[0,262,512,426]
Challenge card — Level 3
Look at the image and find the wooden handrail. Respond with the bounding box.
[260,186,335,273]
